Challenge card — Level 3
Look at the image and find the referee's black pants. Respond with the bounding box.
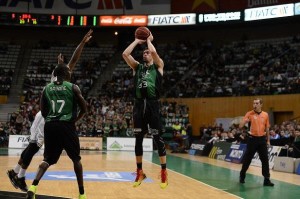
[240,136,270,179]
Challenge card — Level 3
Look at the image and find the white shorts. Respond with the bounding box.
[29,111,45,147]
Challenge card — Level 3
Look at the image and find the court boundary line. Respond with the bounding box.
[142,154,243,199]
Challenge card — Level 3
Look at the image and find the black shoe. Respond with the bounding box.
[7,169,18,189]
[15,176,28,192]
[264,179,274,186]
[239,177,245,184]
[26,190,35,199]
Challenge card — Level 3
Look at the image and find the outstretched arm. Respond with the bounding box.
[68,29,93,71]
[122,39,143,70]
[146,33,164,75]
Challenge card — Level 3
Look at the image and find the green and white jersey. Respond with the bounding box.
[44,81,77,122]
[134,63,162,99]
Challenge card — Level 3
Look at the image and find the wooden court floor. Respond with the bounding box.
[1,149,300,199]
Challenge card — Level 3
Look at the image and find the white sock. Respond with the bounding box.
[13,164,21,174]
[18,168,26,178]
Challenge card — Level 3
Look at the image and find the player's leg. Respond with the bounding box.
[14,142,41,192]
[7,147,30,189]
[148,100,168,189]
[133,100,147,187]
[26,122,62,199]
[257,138,274,186]
[240,138,257,183]
[62,122,86,198]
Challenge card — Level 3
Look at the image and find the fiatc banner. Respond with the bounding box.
[250,146,282,169]
[208,141,232,160]
[225,144,247,164]
[244,3,294,21]
[148,13,196,26]
[8,135,30,149]
[171,0,298,13]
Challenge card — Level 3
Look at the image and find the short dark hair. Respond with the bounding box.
[254,98,263,104]
[53,64,70,81]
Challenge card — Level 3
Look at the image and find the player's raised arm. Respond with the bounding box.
[68,29,93,71]
[122,39,142,70]
[146,33,164,75]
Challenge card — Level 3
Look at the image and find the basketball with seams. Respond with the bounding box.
[135,27,150,40]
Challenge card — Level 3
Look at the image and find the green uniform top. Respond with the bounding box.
[43,81,77,122]
[134,63,162,99]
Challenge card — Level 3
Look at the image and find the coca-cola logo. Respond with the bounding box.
[100,16,147,26]
[114,17,133,24]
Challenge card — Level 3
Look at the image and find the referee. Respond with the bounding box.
[239,98,274,186]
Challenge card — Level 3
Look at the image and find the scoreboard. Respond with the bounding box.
[0,13,98,27]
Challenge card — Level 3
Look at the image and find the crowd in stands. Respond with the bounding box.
[168,36,300,97]
[0,42,18,95]
[2,36,300,151]
[100,36,300,99]
[0,87,192,147]
[198,119,300,151]
[23,40,114,98]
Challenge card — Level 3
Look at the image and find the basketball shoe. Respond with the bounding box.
[133,169,147,187]
[79,193,87,199]
[7,169,18,189]
[160,169,168,189]
[26,185,37,199]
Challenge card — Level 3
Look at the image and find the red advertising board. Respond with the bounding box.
[99,15,147,26]
[171,0,299,13]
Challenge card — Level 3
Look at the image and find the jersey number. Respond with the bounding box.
[51,100,65,113]
[138,81,148,88]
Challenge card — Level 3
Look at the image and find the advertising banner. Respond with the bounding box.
[107,137,153,151]
[0,0,170,15]
[250,145,282,169]
[171,0,298,13]
[99,15,147,26]
[225,144,247,164]
[148,13,196,26]
[208,141,232,160]
[190,142,207,156]
[79,137,102,150]
[8,135,30,149]
[244,3,294,21]
[199,12,241,23]
[295,2,300,15]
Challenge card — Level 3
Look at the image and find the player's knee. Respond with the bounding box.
[135,145,143,156]
[22,143,40,166]
[39,161,50,170]
[44,157,59,166]
[153,134,166,156]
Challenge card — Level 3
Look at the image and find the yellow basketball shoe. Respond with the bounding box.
[79,193,87,199]
[133,169,147,187]
[160,169,168,189]
[26,185,37,199]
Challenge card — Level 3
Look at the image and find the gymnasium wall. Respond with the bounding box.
[166,94,300,135]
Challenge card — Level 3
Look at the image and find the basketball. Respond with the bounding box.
[135,27,150,40]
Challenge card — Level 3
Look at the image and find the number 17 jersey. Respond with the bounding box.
[43,81,77,122]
